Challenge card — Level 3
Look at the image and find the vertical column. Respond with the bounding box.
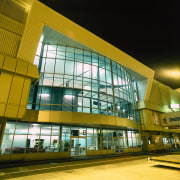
[0,118,6,154]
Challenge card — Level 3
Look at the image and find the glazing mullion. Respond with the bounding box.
[10,120,17,154]
[82,50,84,112]
[38,123,42,153]
[104,58,108,113]
[110,61,116,117]
[63,46,67,88]
[72,48,75,111]
[24,122,30,153]
[49,123,52,151]
[97,54,101,112]
[90,51,92,113]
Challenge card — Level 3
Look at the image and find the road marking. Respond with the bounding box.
[0,156,145,176]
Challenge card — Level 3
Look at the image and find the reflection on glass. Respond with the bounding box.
[29,123,41,135]
[29,44,139,121]
[26,135,39,153]
[4,121,16,134]
[1,134,13,154]
[12,135,27,153]
[41,124,52,135]
[1,121,142,155]
[15,122,29,134]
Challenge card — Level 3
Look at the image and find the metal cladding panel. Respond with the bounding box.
[16,59,28,75]
[5,104,19,118]
[148,82,163,106]
[18,106,26,118]
[0,28,21,57]
[3,56,17,72]
[0,104,6,116]
[0,14,24,35]
[0,72,13,103]
[20,78,31,106]
[8,75,24,105]
[0,54,5,68]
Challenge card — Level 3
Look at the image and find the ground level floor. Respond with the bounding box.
[1,153,180,180]
[0,120,180,162]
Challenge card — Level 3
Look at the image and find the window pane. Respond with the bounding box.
[26,135,39,153]
[92,80,98,91]
[108,137,113,149]
[42,74,53,86]
[55,59,65,74]
[51,136,60,152]
[75,49,83,61]
[12,135,27,153]
[44,58,55,73]
[83,78,91,90]
[99,68,106,82]
[53,74,64,87]
[79,127,86,136]
[41,124,52,135]
[1,134,13,154]
[87,128,93,136]
[66,52,74,60]
[83,64,91,78]
[52,125,61,135]
[4,121,16,134]
[56,51,65,59]
[40,87,51,104]
[99,56,105,68]
[92,65,98,79]
[87,136,98,150]
[40,136,51,152]
[15,122,29,134]
[74,62,83,76]
[74,76,82,89]
[106,70,112,84]
[61,132,70,152]
[83,97,90,107]
[40,58,45,72]
[57,45,66,52]
[65,60,74,75]
[62,126,70,136]
[29,123,41,135]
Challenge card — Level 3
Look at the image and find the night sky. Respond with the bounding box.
[39,0,180,89]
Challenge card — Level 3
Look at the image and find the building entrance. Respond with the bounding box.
[114,137,124,152]
[70,137,86,156]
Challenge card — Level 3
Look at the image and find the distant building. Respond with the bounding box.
[0,0,180,162]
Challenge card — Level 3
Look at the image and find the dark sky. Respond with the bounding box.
[39,0,180,89]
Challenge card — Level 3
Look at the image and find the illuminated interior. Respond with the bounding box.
[27,39,139,121]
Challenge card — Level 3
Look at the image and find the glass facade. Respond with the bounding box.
[28,43,139,121]
[1,121,141,155]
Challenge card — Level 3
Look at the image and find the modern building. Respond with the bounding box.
[0,0,180,162]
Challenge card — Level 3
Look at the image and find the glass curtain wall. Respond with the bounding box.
[28,43,139,121]
[1,121,141,155]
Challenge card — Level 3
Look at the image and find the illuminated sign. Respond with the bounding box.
[170,104,180,109]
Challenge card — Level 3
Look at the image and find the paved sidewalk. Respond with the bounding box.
[0,149,179,169]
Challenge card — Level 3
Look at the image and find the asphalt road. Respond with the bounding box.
[0,155,180,180]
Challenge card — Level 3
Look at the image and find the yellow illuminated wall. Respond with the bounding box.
[139,80,180,131]
[18,0,154,102]
[0,0,39,119]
